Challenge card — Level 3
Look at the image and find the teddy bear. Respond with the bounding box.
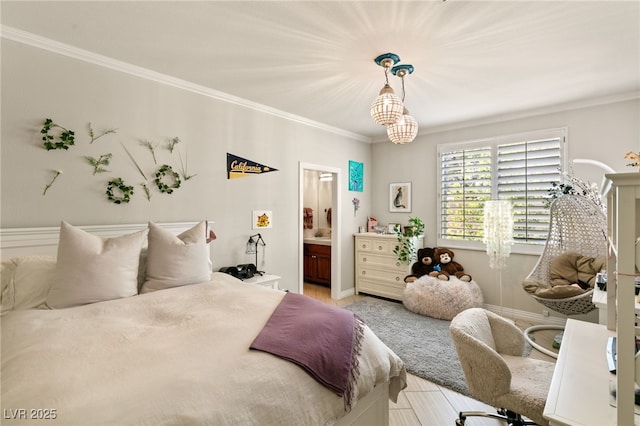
[403,247,435,283]
[429,247,472,282]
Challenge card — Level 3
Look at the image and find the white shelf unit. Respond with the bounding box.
[605,172,640,425]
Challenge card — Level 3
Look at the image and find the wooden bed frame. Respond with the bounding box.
[0,221,392,426]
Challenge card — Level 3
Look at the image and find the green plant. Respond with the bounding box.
[393,217,425,264]
[141,139,158,164]
[85,153,112,174]
[106,177,134,204]
[42,170,63,195]
[41,118,75,150]
[167,136,180,153]
[88,123,117,143]
[154,164,181,194]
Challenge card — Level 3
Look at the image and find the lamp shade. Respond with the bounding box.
[386,107,418,144]
[370,84,403,125]
[483,200,514,270]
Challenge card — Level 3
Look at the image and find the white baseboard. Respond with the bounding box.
[483,303,567,326]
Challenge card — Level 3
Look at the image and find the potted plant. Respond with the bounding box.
[393,216,425,264]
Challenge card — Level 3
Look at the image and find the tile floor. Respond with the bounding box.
[303,282,558,426]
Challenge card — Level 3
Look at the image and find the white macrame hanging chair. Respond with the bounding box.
[523,194,608,358]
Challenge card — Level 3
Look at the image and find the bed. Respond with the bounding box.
[0,221,406,426]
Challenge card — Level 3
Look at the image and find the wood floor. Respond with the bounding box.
[303,282,558,426]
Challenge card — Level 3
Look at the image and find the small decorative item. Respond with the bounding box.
[85,153,113,175]
[154,164,181,194]
[625,151,640,168]
[106,177,134,204]
[88,123,117,144]
[42,169,63,195]
[367,216,378,232]
[389,182,411,212]
[253,210,272,229]
[348,160,363,192]
[388,223,400,234]
[141,139,158,164]
[41,118,75,150]
[352,197,360,216]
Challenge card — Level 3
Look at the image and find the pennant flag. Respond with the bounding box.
[227,153,279,179]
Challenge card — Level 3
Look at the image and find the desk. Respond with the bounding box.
[593,286,640,325]
[243,274,281,290]
[544,319,623,425]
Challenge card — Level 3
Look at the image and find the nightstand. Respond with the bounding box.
[243,274,281,290]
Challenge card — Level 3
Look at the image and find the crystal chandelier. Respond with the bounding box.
[370,53,419,144]
[370,53,404,126]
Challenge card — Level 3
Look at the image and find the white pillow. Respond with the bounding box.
[1,256,56,314]
[46,221,147,308]
[140,221,211,293]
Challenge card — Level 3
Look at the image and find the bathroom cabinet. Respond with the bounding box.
[304,243,331,285]
[354,233,423,301]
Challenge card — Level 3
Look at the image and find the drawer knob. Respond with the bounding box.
[395,276,400,281]
[361,271,366,275]
[378,245,383,250]
[396,262,400,267]
[362,257,367,262]
[362,244,366,248]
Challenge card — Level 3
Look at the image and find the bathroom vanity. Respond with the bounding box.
[303,238,331,285]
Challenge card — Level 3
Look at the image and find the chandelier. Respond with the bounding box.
[370,53,418,144]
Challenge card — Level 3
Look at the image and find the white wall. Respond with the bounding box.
[0,39,372,294]
[371,98,640,320]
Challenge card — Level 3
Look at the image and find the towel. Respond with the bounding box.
[303,207,313,229]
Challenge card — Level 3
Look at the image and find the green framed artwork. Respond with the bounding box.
[348,160,363,192]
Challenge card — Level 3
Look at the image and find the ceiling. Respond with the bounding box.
[2,1,639,141]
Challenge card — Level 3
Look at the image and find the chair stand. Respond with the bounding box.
[524,324,564,359]
[456,408,538,426]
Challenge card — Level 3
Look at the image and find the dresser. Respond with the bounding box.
[354,233,423,301]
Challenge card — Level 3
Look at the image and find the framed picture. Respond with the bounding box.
[348,160,363,192]
[387,223,400,234]
[389,182,411,213]
[252,210,273,229]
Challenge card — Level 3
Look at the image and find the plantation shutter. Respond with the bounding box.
[440,146,492,241]
[497,137,563,244]
[439,128,565,247]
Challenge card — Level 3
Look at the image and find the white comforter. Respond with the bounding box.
[1,273,406,425]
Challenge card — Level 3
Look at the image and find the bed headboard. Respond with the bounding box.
[0,221,213,261]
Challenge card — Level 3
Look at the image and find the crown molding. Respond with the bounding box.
[419,90,640,137]
[1,25,371,143]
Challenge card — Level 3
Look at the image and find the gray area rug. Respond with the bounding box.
[345,296,470,395]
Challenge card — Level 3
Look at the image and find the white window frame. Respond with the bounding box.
[436,128,568,255]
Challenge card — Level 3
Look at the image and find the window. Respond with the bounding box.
[438,128,566,250]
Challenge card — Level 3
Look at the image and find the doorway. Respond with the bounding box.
[298,162,341,299]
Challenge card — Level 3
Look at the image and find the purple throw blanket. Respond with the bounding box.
[250,292,364,410]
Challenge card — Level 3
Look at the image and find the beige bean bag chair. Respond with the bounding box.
[403,275,483,320]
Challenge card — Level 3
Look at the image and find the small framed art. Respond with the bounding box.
[389,182,411,213]
[348,160,363,192]
[252,210,273,229]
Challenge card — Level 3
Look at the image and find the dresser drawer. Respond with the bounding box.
[356,278,405,301]
[356,251,407,272]
[356,266,406,286]
[356,238,394,254]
